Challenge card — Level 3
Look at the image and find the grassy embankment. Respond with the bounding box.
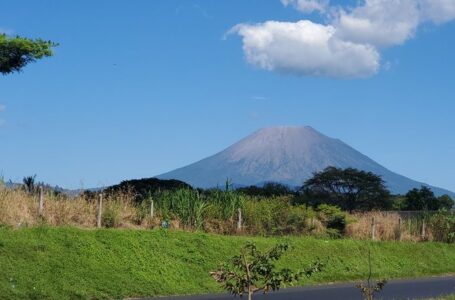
[1,227,454,299]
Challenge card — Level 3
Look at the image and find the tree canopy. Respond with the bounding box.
[237,182,295,197]
[403,186,453,211]
[302,167,391,212]
[0,34,57,75]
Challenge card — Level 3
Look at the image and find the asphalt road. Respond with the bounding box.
[141,276,455,300]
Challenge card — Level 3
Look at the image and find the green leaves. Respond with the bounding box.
[303,167,391,212]
[0,34,57,75]
[210,242,323,299]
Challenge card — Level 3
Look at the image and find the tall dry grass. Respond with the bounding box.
[0,185,451,242]
[346,211,440,242]
[0,186,139,228]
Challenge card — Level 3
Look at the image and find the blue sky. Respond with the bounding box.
[1,0,455,191]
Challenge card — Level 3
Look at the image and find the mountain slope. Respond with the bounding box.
[157,126,454,197]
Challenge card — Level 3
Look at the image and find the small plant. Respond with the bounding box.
[210,242,323,300]
[102,207,120,228]
[22,175,37,194]
[356,249,387,300]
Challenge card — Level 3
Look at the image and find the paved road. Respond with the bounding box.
[141,276,455,300]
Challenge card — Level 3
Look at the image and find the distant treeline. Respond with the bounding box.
[13,167,454,213]
[86,167,453,212]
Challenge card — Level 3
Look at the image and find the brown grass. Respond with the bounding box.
[346,211,433,242]
[0,185,445,242]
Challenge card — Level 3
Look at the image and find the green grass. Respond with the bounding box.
[0,227,454,299]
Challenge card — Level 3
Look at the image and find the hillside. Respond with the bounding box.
[1,227,455,299]
[158,126,455,197]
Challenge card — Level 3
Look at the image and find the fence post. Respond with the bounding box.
[150,199,154,219]
[371,217,376,241]
[421,220,426,241]
[237,208,242,232]
[38,186,44,217]
[397,217,402,241]
[97,194,103,228]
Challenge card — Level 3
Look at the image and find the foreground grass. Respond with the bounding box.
[0,227,454,299]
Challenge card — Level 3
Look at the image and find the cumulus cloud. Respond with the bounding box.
[335,0,420,48]
[281,0,329,14]
[419,0,455,24]
[232,21,379,78]
[230,0,455,78]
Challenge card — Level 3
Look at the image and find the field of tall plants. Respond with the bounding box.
[1,184,454,243]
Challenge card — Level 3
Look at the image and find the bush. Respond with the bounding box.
[242,197,314,236]
[317,204,347,237]
[102,206,121,228]
[429,210,455,243]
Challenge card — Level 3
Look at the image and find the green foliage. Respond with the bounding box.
[243,198,312,235]
[302,167,391,212]
[22,175,36,194]
[1,227,455,299]
[156,189,207,229]
[403,187,452,211]
[237,182,295,198]
[102,207,121,228]
[316,204,348,237]
[210,243,323,300]
[428,210,455,243]
[356,250,387,300]
[0,34,57,75]
[104,177,193,204]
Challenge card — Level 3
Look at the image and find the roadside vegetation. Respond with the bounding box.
[1,168,454,243]
[1,227,455,299]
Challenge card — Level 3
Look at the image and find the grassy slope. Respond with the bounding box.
[0,227,454,300]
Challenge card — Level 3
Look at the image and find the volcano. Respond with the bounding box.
[157,126,454,196]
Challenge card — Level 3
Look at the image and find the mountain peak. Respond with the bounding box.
[157,126,454,197]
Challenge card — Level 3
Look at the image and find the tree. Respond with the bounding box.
[438,195,454,211]
[403,187,453,211]
[356,249,387,300]
[22,175,36,194]
[0,34,57,75]
[210,243,323,300]
[302,167,391,212]
[237,182,294,197]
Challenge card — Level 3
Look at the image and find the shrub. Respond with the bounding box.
[429,210,455,243]
[102,207,120,228]
[317,204,347,237]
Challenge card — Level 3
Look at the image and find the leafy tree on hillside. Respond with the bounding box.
[237,182,295,197]
[302,167,391,212]
[403,187,453,211]
[102,177,193,203]
[0,34,57,75]
[437,195,454,211]
[210,243,323,300]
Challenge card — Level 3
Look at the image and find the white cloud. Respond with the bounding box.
[419,0,455,24]
[230,0,455,78]
[335,0,420,48]
[281,0,329,13]
[232,20,379,78]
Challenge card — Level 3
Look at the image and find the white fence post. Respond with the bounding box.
[38,186,44,217]
[371,217,376,240]
[150,199,154,219]
[237,208,242,231]
[97,194,103,228]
